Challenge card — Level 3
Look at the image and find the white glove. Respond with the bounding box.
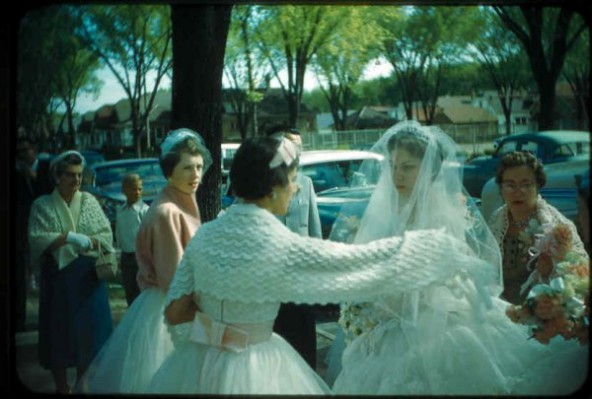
[66,232,93,250]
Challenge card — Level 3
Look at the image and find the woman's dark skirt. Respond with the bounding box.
[38,254,113,370]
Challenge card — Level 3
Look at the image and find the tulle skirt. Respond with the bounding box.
[76,287,174,393]
[149,333,332,394]
[332,296,588,395]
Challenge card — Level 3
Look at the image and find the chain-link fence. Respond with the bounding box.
[301,126,500,155]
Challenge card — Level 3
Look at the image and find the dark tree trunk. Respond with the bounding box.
[495,6,585,130]
[171,4,232,222]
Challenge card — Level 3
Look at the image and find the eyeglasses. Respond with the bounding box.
[500,181,536,193]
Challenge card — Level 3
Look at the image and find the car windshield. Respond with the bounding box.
[497,140,540,158]
[82,152,106,166]
[301,158,381,193]
[94,161,163,187]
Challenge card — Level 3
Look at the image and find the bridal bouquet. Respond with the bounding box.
[338,302,378,342]
[506,223,589,345]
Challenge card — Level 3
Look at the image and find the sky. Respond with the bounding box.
[75,58,394,114]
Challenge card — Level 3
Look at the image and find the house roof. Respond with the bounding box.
[442,104,497,124]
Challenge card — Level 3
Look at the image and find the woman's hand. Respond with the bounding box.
[165,294,200,325]
[66,231,93,250]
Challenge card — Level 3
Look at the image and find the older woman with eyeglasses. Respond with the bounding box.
[488,151,588,305]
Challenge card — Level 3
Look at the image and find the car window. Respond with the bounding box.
[301,163,347,192]
[353,159,382,186]
[572,141,590,155]
[498,140,540,158]
[83,153,106,166]
[553,144,575,158]
[301,158,381,192]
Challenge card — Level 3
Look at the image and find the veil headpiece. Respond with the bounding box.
[329,120,503,294]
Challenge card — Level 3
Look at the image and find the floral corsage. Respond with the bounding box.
[506,223,589,345]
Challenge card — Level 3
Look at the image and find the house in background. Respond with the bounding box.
[434,96,499,144]
[78,88,318,151]
[478,90,536,134]
[75,82,586,155]
[345,106,400,130]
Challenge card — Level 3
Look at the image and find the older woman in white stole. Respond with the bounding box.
[146,136,499,394]
[329,121,587,395]
[76,129,211,394]
[28,150,114,394]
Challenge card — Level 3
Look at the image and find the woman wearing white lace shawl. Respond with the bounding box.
[147,136,496,394]
[76,129,212,394]
[28,150,114,393]
[328,121,586,395]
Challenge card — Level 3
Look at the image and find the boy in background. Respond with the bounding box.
[116,174,149,306]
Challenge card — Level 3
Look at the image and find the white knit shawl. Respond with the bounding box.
[28,189,114,269]
[167,204,497,308]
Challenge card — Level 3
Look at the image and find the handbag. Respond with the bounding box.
[94,240,119,281]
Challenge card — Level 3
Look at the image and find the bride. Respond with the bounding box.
[329,121,588,395]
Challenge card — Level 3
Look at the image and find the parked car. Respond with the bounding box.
[81,150,106,186]
[463,130,590,198]
[480,158,590,224]
[221,149,384,210]
[82,158,166,230]
[299,150,383,192]
[81,150,106,167]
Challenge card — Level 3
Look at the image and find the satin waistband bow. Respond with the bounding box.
[190,311,272,352]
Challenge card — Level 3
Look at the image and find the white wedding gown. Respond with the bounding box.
[331,281,588,395]
[76,287,174,393]
[149,296,331,394]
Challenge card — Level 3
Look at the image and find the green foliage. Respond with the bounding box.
[76,4,173,156]
[493,6,587,129]
[311,6,384,130]
[18,5,101,142]
[253,5,354,125]
[378,5,483,123]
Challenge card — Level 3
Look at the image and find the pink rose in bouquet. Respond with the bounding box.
[507,223,589,345]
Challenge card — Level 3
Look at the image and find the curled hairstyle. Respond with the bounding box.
[51,152,85,185]
[159,133,212,178]
[387,127,444,180]
[230,138,299,200]
[495,151,546,188]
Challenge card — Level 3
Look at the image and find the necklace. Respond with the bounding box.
[510,211,537,229]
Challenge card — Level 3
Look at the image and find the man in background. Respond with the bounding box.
[268,125,322,369]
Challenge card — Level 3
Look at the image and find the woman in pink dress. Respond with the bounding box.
[76,129,212,393]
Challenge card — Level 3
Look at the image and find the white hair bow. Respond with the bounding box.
[269,137,299,169]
